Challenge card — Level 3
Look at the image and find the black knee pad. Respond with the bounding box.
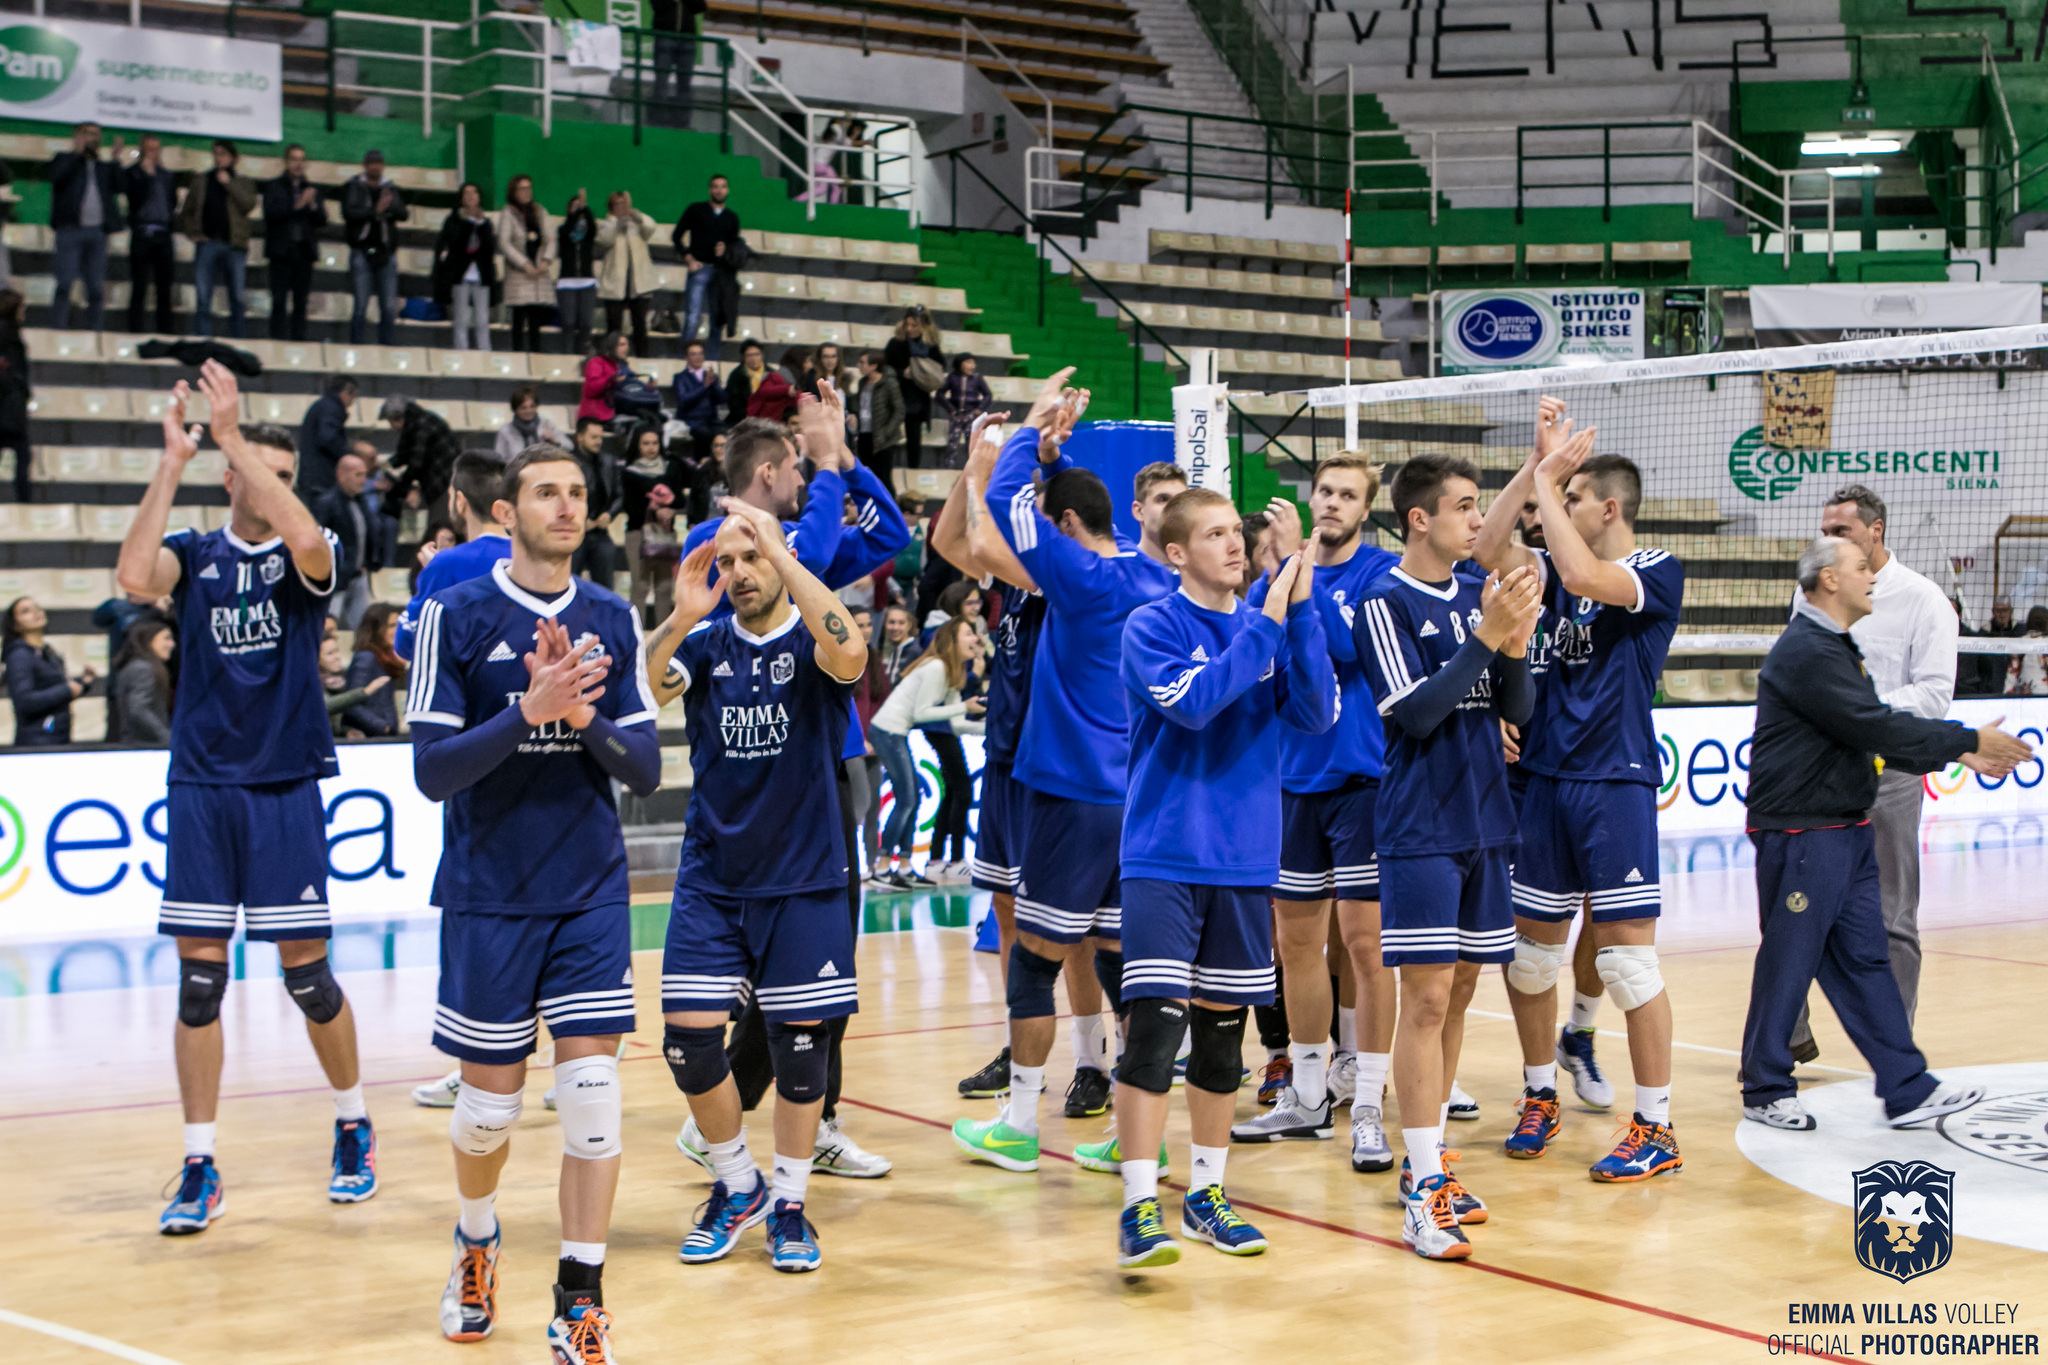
[1185,1006,1249,1095]
[1119,997,1186,1095]
[663,1023,731,1096]
[1005,941,1063,1019]
[766,1019,831,1103]
[1091,948,1125,1016]
[282,957,346,1025]
[177,958,228,1029]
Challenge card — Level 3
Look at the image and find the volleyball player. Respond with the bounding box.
[1229,454,1401,1174]
[1360,453,1539,1261]
[1109,490,1334,1267]
[1474,401,1684,1181]
[114,365,372,1235]
[406,444,659,1357]
[952,371,1177,1172]
[398,450,510,664]
[644,498,870,1273]
[1130,460,1188,563]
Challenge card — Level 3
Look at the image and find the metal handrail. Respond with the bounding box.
[959,17,1052,150]
[1691,119,1835,266]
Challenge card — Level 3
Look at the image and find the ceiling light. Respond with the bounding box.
[1826,164,1884,178]
[1802,137,1902,156]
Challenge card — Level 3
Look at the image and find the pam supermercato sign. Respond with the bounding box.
[0,19,280,140]
[0,743,440,940]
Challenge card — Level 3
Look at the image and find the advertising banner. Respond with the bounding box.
[1440,287,1645,374]
[0,18,281,141]
[1749,283,2042,368]
[1171,381,1231,497]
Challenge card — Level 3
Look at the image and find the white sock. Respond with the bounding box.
[1071,1013,1107,1074]
[183,1122,216,1159]
[1403,1128,1443,1183]
[1188,1143,1228,1189]
[1006,1062,1045,1137]
[1569,991,1602,1032]
[1121,1157,1159,1208]
[1636,1084,1672,1125]
[333,1083,367,1122]
[770,1152,811,1206]
[1265,1044,1287,1063]
[1524,1063,1557,1094]
[1336,1006,1358,1054]
[1439,1100,1450,1129]
[707,1130,758,1190]
[559,1240,605,1266]
[1289,1040,1329,1108]
[1355,1052,1390,1108]
[458,1192,497,1242]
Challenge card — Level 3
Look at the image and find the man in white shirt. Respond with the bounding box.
[1800,484,1957,1033]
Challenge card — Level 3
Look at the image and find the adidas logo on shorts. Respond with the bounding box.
[487,641,517,663]
[300,885,319,901]
[713,661,734,677]
[1419,620,1439,637]
[198,563,220,580]
[1623,868,1643,883]
[818,961,840,978]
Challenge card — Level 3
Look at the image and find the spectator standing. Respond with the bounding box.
[379,396,460,516]
[869,616,978,886]
[431,182,498,352]
[671,338,724,451]
[938,353,991,468]
[744,347,801,421]
[0,289,30,504]
[852,348,905,487]
[921,598,984,879]
[648,0,706,122]
[878,603,918,682]
[108,618,174,745]
[883,305,944,465]
[621,420,684,622]
[673,173,740,356]
[555,188,599,358]
[3,597,93,745]
[849,605,891,868]
[805,341,850,397]
[570,416,623,590]
[297,374,357,496]
[50,122,121,331]
[497,174,555,352]
[123,135,180,335]
[579,329,625,424]
[724,338,767,427]
[341,601,406,737]
[1973,595,2028,696]
[178,140,257,339]
[315,450,379,627]
[0,159,13,283]
[261,144,327,342]
[494,384,565,462]
[342,150,408,345]
[596,189,657,357]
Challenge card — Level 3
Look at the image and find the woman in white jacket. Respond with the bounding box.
[869,617,983,889]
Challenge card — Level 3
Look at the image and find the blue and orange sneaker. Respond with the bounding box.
[1180,1184,1267,1256]
[768,1198,822,1272]
[547,1292,616,1365]
[1504,1088,1561,1160]
[329,1117,378,1203]
[1117,1197,1180,1268]
[159,1156,223,1235]
[439,1222,501,1341]
[679,1175,769,1263]
[1256,1056,1292,1106]
[1590,1115,1683,1183]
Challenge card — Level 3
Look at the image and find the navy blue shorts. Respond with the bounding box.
[1013,789,1121,944]
[971,758,1025,893]
[1274,779,1380,902]
[433,906,636,1064]
[158,779,331,942]
[1120,878,1276,1007]
[1510,774,1661,923]
[661,883,858,1021]
[1379,847,1515,966]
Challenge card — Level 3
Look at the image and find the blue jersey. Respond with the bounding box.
[397,532,512,660]
[1121,591,1336,884]
[680,462,909,620]
[1358,567,1519,856]
[1246,543,1399,792]
[986,427,1178,803]
[984,583,1045,765]
[165,527,340,786]
[670,611,858,895]
[405,563,659,915]
[1521,548,1683,785]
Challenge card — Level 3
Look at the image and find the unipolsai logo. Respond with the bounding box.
[0,26,80,103]
[1728,425,1803,503]
[1852,1160,1954,1283]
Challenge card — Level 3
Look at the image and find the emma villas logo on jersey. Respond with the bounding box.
[1853,1161,1954,1283]
[720,704,789,757]
[209,598,282,655]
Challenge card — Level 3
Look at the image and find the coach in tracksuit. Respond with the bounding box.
[1739,536,2031,1132]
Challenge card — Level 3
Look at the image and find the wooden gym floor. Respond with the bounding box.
[1,824,2044,1365]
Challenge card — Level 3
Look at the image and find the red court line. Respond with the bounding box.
[0,1071,456,1123]
[837,1096,1858,1364]
[1922,948,2048,969]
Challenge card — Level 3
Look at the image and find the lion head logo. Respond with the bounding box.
[1853,1160,1954,1283]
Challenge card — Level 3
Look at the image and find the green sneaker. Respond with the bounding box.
[951,1116,1040,1172]
[1073,1135,1171,1176]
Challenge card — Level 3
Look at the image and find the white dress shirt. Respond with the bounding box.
[1852,554,1959,720]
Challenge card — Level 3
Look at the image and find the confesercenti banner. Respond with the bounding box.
[1440,287,1644,374]
[1750,283,2043,368]
[0,18,280,141]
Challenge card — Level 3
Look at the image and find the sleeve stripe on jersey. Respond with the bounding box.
[404,598,464,726]
[1007,483,1039,552]
[1376,676,1422,716]
[857,499,880,532]
[614,610,663,727]
[295,527,341,598]
[1362,598,1414,692]
[1149,664,1205,708]
[1620,563,1646,614]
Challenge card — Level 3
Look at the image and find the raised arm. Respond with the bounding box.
[722,498,867,681]
[1531,424,1643,609]
[198,361,334,584]
[931,412,1001,576]
[115,383,198,599]
[1475,395,1569,577]
[646,541,723,707]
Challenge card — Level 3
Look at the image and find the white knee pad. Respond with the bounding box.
[449,1084,524,1157]
[1506,933,1566,995]
[1596,944,1664,1013]
[554,1054,623,1161]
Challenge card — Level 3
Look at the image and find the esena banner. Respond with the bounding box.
[0,19,281,141]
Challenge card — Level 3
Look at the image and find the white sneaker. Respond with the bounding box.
[1889,1083,1985,1129]
[543,1086,556,1111]
[1447,1082,1480,1121]
[1350,1104,1394,1172]
[1229,1086,1334,1142]
[1401,1179,1472,1261]
[1327,1052,1357,1108]
[412,1069,461,1108]
[676,1115,711,1172]
[812,1116,893,1177]
[1743,1096,1817,1130]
